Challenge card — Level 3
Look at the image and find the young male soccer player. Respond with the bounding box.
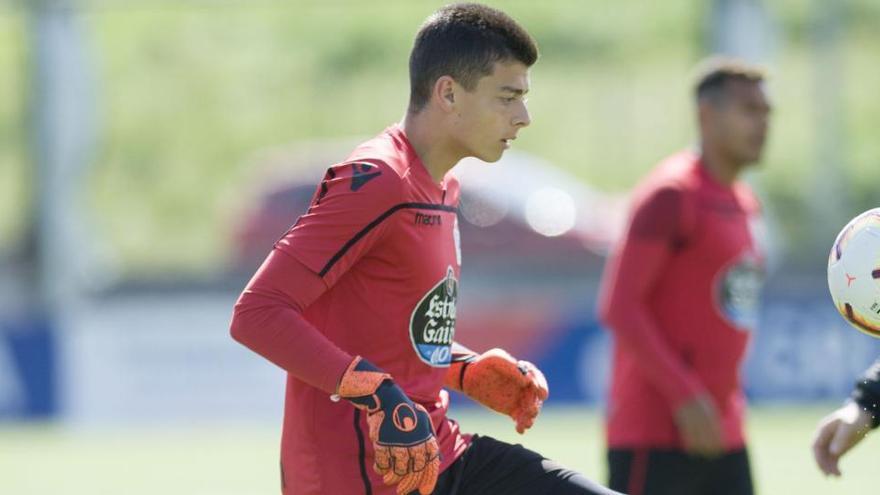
[812,359,880,477]
[598,58,771,495]
[230,4,619,495]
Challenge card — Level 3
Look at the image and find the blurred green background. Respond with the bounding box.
[2,0,879,276]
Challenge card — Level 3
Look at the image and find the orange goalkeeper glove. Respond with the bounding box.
[335,356,440,495]
[445,348,549,434]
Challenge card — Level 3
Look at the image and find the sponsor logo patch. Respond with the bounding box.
[718,253,765,331]
[409,266,457,366]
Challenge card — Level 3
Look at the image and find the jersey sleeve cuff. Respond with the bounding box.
[852,386,880,430]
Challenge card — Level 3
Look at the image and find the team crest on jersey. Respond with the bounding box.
[409,266,458,367]
[717,252,765,332]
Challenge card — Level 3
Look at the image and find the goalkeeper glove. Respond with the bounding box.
[335,356,440,495]
[445,348,549,434]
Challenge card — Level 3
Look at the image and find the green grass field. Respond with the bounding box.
[1,405,876,494]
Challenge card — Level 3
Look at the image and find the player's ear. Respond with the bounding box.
[433,76,456,113]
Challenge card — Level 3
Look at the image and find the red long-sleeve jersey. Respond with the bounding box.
[598,150,764,450]
[231,125,469,494]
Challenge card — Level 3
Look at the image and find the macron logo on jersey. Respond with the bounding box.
[414,212,442,226]
[350,163,382,191]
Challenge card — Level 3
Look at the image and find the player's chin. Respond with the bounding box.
[742,150,764,166]
[476,146,506,163]
[743,139,766,164]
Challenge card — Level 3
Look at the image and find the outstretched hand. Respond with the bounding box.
[812,401,873,477]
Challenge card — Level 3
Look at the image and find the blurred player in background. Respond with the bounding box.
[812,359,880,477]
[598,57,771,495]
[230,4,618,495]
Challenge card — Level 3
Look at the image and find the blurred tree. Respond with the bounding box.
[25,0,98,311]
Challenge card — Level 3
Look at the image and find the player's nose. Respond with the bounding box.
[513,101,531,128]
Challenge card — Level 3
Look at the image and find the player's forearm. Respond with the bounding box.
[599,241,705,408]
[852,358,880,429]
[602,304,704,408]
[231,294,352,394]
[230,250,353,394]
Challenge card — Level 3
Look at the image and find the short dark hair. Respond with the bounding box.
[408,3,538,112]
[694,56,765,103]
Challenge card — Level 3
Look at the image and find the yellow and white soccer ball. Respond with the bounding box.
[828,208,880,338]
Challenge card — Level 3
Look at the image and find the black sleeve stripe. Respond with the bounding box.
[853,358,880,429]
[353,409,372,495]
[313,168,338,208]
[319,202,458,277]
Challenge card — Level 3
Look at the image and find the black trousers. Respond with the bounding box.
[608,448,754,495]
[424,435,622,495]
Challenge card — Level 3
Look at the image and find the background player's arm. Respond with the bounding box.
[851,358,880,427]
[812,358,880,476]
[599,186,723,455]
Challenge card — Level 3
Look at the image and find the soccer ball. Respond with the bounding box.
[828,208,880,338]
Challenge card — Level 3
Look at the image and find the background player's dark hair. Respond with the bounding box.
[693,56,765,104]
[408,3,538,112]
